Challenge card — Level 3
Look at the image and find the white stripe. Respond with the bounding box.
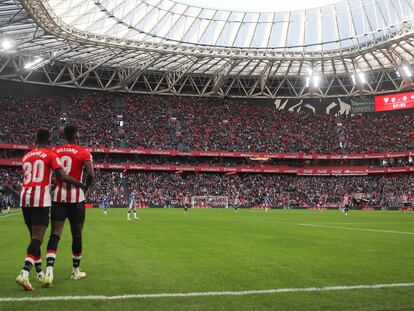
[299,224,414,235]
[44,186,51,207]
[25,257,35,265]
[71,186,76,203]
[79,189,85,202]
[60,184,67,202]
[33,186,41,207]
[25,188,32,207]
[72,255,82,260]
[0,282,413,302]
[0,212,21,220]
[46,253,56,259]
[53,185,58,202]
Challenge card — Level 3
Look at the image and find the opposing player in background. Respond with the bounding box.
[16,129,86,291]
[43,125,94,288]
[401,193,409,213]
[233,197,239,212]
[102,194,110,215]
[183,196,190,215]
[128,190,139,220]
[263,194,271,212]
[342,194,350,216]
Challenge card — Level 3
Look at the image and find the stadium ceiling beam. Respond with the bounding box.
[107,53,164,91]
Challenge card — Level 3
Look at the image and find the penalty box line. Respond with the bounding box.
[1,282,414,302]
[298,223,414,235]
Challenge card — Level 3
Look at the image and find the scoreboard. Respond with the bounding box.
[375,91,414,112]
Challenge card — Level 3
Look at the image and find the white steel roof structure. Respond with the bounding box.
[0,0,414,98]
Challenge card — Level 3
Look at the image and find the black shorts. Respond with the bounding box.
[51,202,85,224]
[23,206,50,227]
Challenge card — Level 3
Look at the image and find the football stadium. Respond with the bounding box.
[0,0,414,310]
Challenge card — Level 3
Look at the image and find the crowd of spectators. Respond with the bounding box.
[342,113,414,153]
[0,167,21,191]
[122,95,176,149]
[92,171,414,208]
[66,95,118,147]
[0,95,413,155]
[0,161,412,208]
[0,96,60,144]
[169,98,340,153]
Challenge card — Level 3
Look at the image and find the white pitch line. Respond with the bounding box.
[305,222,414,225]
[299,224,414,235]
[1,282,414,302]
[0,212,21,220]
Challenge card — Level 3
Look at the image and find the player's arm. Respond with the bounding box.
[83,160,95,192]
[55,168,86,189]
[49,152,85,189]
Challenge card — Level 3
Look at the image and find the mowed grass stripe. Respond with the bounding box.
[298,223,414,235]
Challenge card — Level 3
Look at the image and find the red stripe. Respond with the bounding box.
[47,250,57,254]
[72,253,82,257]
[29,188,35,207]
[26,254,36,261]
[66,184,71,203]
[21,188,27,207]
[39,186,45,207]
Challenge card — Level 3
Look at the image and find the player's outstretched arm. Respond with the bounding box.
[55,168,86,189]
[83,160,95,192]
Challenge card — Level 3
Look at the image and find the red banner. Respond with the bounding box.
[375,91,414,112]
[0,144,412,160]
[2,158,414,176]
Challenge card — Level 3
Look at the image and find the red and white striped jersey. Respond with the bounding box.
[20,148,63,208]
[52,144,92,203]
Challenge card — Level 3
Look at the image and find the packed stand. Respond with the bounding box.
[0,96,59,144]
[66,95,118,147]
[342,113,414,153]
[169,98,340,153]
[122,95,175,149]
[0,95,413,154]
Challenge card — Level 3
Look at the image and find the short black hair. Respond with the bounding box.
[36,128,51,144]
[64,124,78,141]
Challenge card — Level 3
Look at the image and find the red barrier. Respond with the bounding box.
[1,158,414,175]
[0,143,412,160]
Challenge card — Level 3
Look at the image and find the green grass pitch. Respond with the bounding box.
[0,208,413,310]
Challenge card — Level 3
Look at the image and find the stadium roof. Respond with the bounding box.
[0,0,414,98]
[46,0,410,51]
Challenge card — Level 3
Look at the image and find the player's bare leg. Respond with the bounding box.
[133,208,138,220]
[27,227,45,284]
[43,221,65,288]
[16,224,48,291]
[70,221,86,280]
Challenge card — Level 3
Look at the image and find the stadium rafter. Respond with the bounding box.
[0,0,414,98]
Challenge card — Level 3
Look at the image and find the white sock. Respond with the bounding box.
[21,270,29,278]
[46,266,53,275]
[134,212,137,218]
